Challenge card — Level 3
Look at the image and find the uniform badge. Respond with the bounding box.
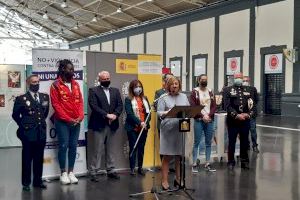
[23,97,26,101]
[248,98,253,110]
[243,92,250,96]
[42,101,48,106]
[230,88,237,96]
[26,100,31,106]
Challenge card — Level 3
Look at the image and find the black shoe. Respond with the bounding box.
[107,172,120,180]
[22,186,30,191]
[174,179,180,188]
[169,168,175,173]
[90,175,99,182]
[161,184,170,191]
[137,168,145,176]
[253,146,260,153]
[33,183,47,189]
[241,162,250,170]
[130,169,136,176]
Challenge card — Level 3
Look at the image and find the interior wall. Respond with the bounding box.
[166,24,187,90]
[114,38,127,53]
[255,0,294,93]
[90,44,100,51]
[102,41,113,52]
[190,18,215,90]
[146,29,163,56]
[129,34,144,54]
[219,9,250,91]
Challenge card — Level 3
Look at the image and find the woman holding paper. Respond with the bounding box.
[157,76,190,190]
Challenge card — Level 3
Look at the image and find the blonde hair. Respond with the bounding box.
[165,76,181,92]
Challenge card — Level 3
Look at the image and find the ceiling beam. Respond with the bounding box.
[106,0,168,16]
[0,1,70,40]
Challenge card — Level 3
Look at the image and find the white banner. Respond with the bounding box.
[264,54,283,74]
[194,58,206,76]
[32,49,87,178]
[226,57,241,75]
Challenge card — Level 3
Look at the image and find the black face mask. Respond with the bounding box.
[101,81,111,88]
[200,81,207,87]
[29,84,39,93]
[64,72,74,80]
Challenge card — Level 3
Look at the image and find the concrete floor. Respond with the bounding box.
[0,115,299,200]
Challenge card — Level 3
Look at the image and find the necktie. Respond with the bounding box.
[34,93,38,103]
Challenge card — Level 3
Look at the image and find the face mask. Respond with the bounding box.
[29,84,39,93]
[234,78,243,86]
[200,81,207,87]
[101,81,110,88]
[133,87,142,96]
[65,72,74,80]
[243,81,249,86]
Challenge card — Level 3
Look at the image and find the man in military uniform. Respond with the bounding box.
[243,76,259,153]
[223,73,256,170]
[12,74,49,191]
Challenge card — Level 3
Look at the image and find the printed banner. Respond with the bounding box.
[264,53,283,74]
[226,57,241,75]
[32,49,87,178]
[138,55,162,74]
[116,59,138,74]
[0,65,25,147]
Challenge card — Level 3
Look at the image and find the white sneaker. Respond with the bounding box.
[192,166,199,173]
[68,172,78,184]
[60,172,71,185]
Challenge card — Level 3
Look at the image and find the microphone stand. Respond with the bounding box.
[129,94,168,200]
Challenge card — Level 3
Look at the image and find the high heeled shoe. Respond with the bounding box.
[161,184,170,191]
[174,179,181,188]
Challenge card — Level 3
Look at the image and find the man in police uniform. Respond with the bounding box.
[223,73,256,170]
[12,74,49,191]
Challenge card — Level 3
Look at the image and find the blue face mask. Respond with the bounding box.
[234,78,243,86]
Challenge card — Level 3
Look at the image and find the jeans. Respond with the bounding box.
[55,120,80,171]
[250,118,258,147]
[193,119,214,163]
[127,130,147,170]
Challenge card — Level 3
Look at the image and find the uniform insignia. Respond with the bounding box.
[248,98,253,110]
[243,92,250,96]
[29,111,32,115]
[26,100,30,106]
[42,101,48,106]
[23,97,26,100]
[230,88,237,96]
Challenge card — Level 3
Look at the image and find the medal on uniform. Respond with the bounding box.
[42,101,48,106]
[230,88,236,96]
[248,98,253,110]
[23,97,26,100]
[26,100,30,106]
[29,111,33,115]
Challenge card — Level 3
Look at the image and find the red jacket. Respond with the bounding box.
[50,77,84,123]
[190,87,216,119]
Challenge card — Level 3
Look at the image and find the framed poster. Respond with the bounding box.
[264,53,283,74]
[169,56,182,78]
[192,54,208,87]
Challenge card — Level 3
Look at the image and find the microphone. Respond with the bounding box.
[153,93,168,103]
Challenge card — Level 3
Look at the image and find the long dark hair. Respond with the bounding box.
[56,59,73,77]
[128,79,144,99]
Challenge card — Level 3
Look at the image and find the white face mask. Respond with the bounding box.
[243,81,249,86]
[133,87,142,96]
[234,78,243,86]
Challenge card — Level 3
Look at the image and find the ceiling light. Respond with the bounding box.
[61,0,67,8]
[116,6,122,13]
[146,0,153,2]
[42,11,49,19]
[92,15,97,22]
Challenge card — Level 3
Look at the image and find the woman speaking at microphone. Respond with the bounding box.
[124,80,151,176]
[157,76,190,190]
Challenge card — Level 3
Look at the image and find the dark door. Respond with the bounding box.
[264,74,283,115]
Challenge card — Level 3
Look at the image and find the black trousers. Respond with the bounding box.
[127,130,147,170]
[227,120,250,165]
[21,140,46,186]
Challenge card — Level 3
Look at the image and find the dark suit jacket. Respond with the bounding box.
[124,97,151,132]
[12,91,49,141]
[88,86,123,132]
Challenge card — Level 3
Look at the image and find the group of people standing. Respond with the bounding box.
[12,59,259,192]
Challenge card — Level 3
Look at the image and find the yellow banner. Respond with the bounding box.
[116,59,138,74]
